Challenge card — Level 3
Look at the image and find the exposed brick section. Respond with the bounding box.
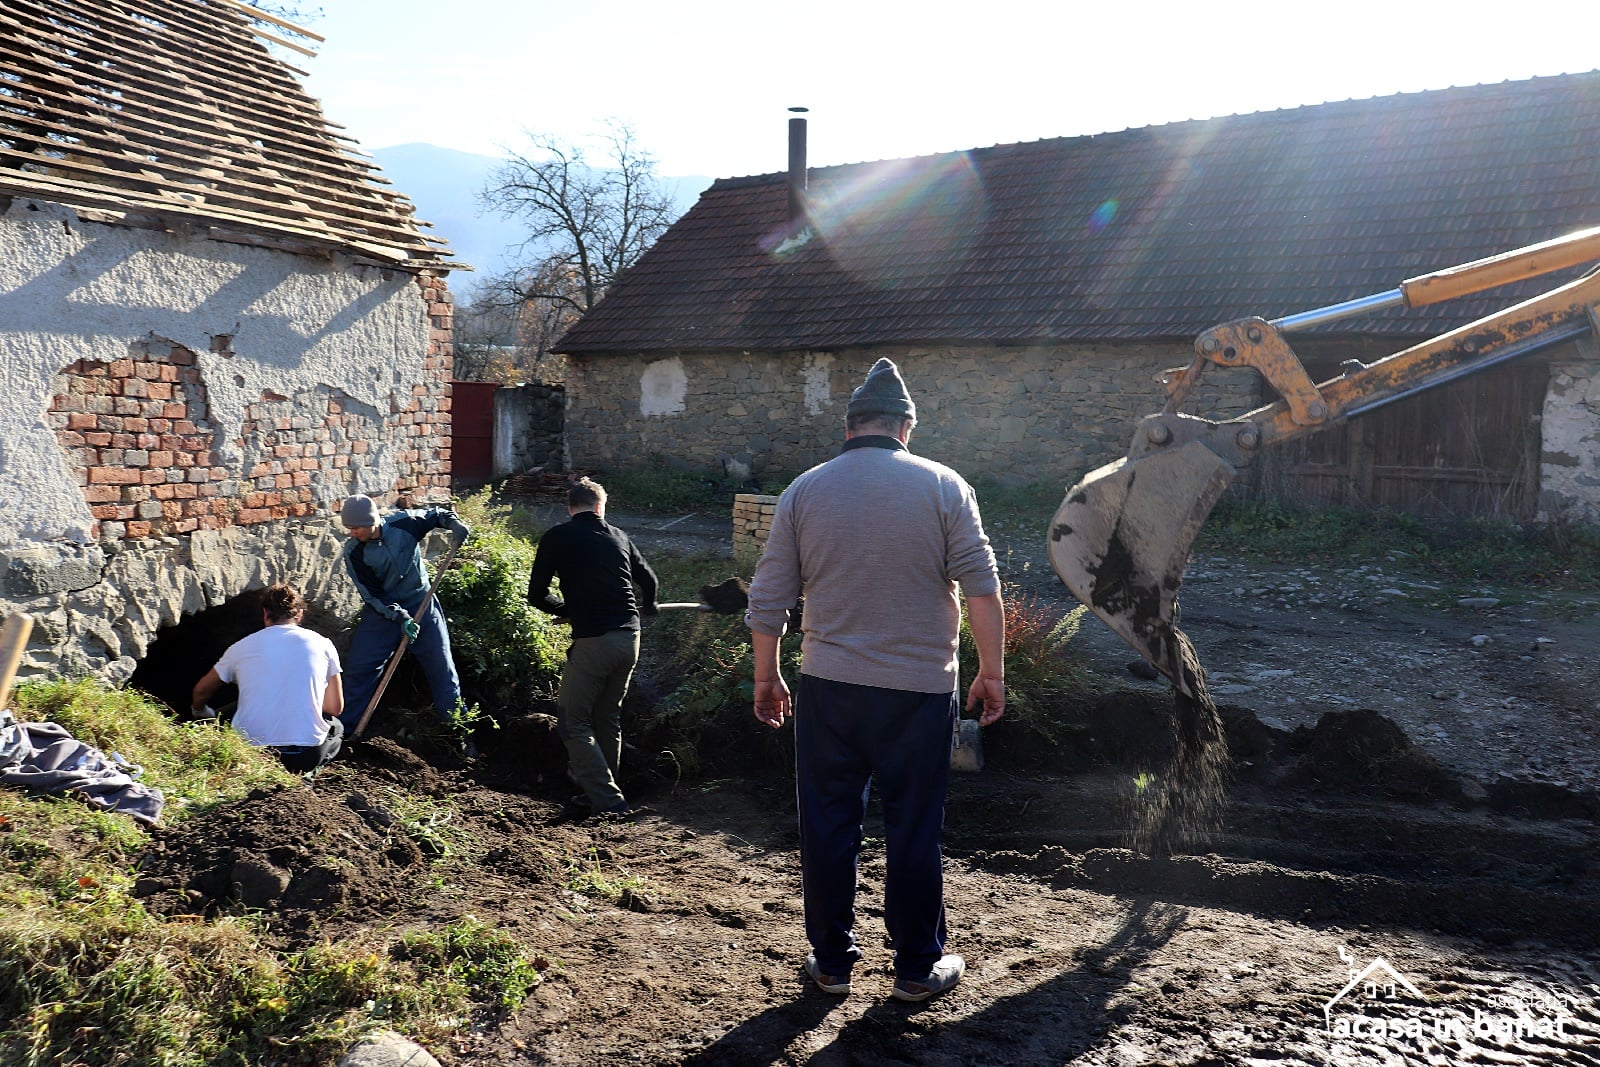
[48,348,225,540]
[47,277,455,541]
[408,274,455,501]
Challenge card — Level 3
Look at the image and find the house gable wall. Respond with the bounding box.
[0,202,453,683]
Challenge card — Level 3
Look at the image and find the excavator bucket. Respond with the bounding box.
[1048,438,1239,697]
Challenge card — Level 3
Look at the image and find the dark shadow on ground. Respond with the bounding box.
[678,898,1186,1065]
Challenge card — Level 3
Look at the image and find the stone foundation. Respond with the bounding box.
[565,343,1259,488]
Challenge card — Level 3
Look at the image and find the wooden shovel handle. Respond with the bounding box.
[353,540,463,738]
[0,615,34,715]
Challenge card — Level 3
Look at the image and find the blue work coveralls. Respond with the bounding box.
[339,507,469,729]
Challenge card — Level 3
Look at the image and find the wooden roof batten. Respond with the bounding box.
[0,0,455,272]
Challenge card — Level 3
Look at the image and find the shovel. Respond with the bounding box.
[352,540,463,738]
[950,716,983,773]
[655,577,750,616]
[0,615,32,710]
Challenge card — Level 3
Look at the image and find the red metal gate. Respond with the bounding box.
[451,381,498,485]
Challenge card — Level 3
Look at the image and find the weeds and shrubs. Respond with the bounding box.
[633,553,797,777]
[1201,496,1600,590]
[0,681,546,1067]
[958,585,1106,755]
[382,790,475,862]
[437,492,568,722]
[562,847,652,905]
[394,918,544,1011]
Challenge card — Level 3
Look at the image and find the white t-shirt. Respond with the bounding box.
[215,623,342,748]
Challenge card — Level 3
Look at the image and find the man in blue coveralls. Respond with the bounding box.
[337,494,470,731]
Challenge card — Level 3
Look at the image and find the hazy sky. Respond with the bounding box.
[296,1,1600,179]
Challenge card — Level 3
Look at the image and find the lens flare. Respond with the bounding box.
[785,153,989,290]
[1088,200,1119,231]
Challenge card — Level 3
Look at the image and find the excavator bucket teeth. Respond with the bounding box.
[1048,441,1239,694]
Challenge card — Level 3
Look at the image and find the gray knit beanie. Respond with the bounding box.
[845,358,916,422]
[340,494,378,527]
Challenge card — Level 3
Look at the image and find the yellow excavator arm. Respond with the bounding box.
[1049,226,1600,698]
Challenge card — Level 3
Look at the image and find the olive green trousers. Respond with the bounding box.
[556,628,639,812]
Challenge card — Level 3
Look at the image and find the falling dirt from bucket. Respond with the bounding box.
[1124,627,1230,856]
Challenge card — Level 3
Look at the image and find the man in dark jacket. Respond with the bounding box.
[338,494,470,731]
[528,477,659,817]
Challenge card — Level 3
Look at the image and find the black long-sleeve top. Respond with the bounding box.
[527,511,659,639]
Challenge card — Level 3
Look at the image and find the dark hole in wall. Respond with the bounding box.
[128,590,344,717]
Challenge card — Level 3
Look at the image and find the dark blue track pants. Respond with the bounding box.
[794,673,955,980]
[339,599,461,730]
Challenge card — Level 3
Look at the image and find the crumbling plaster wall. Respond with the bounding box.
[1540,337,1600,523]
[564,343,1259,488]
[0,199,453,684]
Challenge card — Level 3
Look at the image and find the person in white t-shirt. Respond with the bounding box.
[191,583,345,774]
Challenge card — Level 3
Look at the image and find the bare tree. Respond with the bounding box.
[478,122,676,339]
[452,285,576,385]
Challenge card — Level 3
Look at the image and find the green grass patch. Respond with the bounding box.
[0,679,546,1066]
[393,917,544,1012]
[10,677,294,810]
[1198,496,1600,591]
[595,464,793,515]
[562,847,651,905]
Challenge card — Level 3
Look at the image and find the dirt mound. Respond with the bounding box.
[1284,707,1466,802]
[133,775,430,941]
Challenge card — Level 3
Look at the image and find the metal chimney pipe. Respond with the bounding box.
[787,107,808,221]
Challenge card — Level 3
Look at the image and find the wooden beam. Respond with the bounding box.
[209,0,326,43]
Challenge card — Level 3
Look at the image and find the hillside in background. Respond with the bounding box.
[372,143,713,295]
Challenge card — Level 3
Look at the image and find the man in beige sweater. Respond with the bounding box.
[746,358,1006,1003]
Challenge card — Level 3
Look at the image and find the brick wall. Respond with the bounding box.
[732,493,779,564]
[45,275,453,542]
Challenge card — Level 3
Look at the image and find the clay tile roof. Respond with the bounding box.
[0,0,455,271]
[556,71,1600,353]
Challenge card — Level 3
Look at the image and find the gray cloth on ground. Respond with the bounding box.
[0,719,166,824]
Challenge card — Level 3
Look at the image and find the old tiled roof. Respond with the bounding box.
[557,72,1600,353]
[0,0,455,271]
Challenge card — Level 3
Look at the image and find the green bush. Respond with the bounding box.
[437,502,568,721]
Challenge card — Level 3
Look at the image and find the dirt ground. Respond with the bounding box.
[131,507,1600,1065]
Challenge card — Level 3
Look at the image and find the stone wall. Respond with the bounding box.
[565,343,1259,489]
[492,382,566,477]
[0,200,453,684]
